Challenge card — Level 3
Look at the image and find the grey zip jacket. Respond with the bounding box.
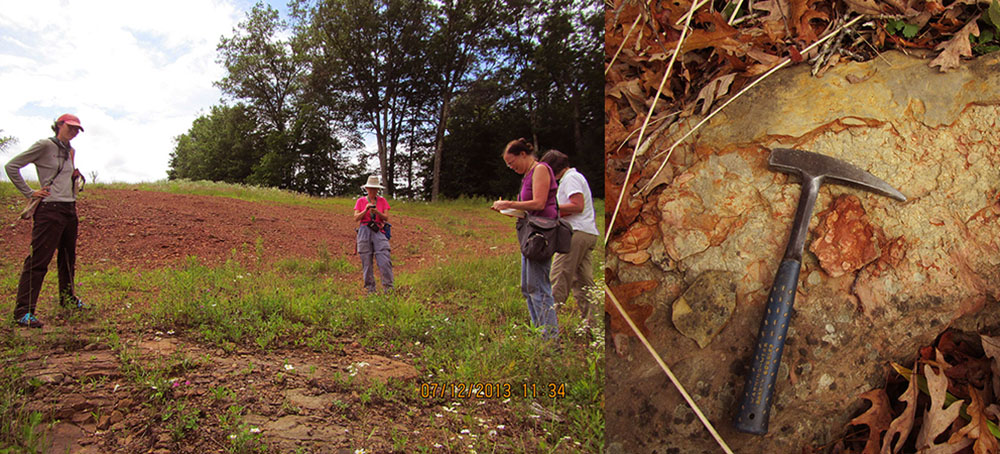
[5,137,75,202]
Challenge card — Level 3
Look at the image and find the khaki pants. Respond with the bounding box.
[550,230,597,321]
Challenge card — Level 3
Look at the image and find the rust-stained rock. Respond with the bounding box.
[809,194,881,277]
[672,271,737,348]
[611,222,657,265]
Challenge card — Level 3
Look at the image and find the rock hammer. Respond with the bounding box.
[734,148,906,434]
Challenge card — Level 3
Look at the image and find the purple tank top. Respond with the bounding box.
[519,162,558,219]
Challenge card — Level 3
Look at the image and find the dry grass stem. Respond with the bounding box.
[605,283,736,454]
[675,0,713,26]
[727,0,745,24]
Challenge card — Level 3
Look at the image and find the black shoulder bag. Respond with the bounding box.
[514,166,572,261]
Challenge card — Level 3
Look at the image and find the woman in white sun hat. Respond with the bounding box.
[353,175,392,293]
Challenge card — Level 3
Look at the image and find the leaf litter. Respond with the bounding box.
[824,329,1000,454]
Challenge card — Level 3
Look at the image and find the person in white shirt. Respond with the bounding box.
[540,150,599,324]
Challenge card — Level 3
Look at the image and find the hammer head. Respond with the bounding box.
[769,148,906,202]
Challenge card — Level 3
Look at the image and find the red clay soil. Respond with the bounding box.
[1,188,517,272]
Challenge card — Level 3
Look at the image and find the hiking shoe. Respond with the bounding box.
[63,296,88,310]
[16,313,43,329]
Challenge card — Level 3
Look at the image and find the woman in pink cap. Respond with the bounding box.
[5,114,88,328]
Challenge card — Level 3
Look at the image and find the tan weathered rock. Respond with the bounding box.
[672,271,737,348]
[607,51,1000,454]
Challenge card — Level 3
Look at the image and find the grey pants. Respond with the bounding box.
[357,225,393,293]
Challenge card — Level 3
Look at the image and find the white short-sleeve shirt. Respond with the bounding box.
[557,168,599,236]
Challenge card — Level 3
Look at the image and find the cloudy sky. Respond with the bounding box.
[0,0,289,184]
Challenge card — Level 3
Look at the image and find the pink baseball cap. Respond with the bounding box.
[57,113,84,132]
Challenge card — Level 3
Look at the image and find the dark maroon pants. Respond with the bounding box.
[13,202,78,319]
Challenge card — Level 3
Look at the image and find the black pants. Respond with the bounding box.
[14,202,78,319]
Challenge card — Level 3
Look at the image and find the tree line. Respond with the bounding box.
[167,0,603,201]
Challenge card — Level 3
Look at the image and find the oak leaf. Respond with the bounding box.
[930,17,980,72]
[695,73,736,116]
[844,0,888,15]
[915,352,972,454]
[753,0,789,23]
[981,335,1000,415]
[948,386,999,454]
[850,388,892,454]
[881,363,919,454]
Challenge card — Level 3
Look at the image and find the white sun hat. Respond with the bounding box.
[362,175,384,190]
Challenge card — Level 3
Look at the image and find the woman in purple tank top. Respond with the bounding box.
[491,138,559,341]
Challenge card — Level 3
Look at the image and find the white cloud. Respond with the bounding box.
[0,0,268,183]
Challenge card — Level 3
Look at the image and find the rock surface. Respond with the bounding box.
[606,51,1000,453]
[671,270,737,348]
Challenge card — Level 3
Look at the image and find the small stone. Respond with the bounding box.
[110,410,124,424]
[818,374,834,391]
[809,195,881,277]
[36,373,65,385]
[672,270,737,348]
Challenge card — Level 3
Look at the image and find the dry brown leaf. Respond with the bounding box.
[753,0,789,23]
[695,73,736,116]
[949,386,999,454]
[881,364,919,454]
[787,0,828,43]
[844,0,887,15]
[850,388,892,454]
[605,98,629,151]
[915,352,973,454]
[981,335,1000,413]
[746,47,781,66]
[606,280,659,339]
[930,17,980,72]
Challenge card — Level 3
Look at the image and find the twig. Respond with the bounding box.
[638,14,866,196]
[605,284,736,454]
[606,0,700,244]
